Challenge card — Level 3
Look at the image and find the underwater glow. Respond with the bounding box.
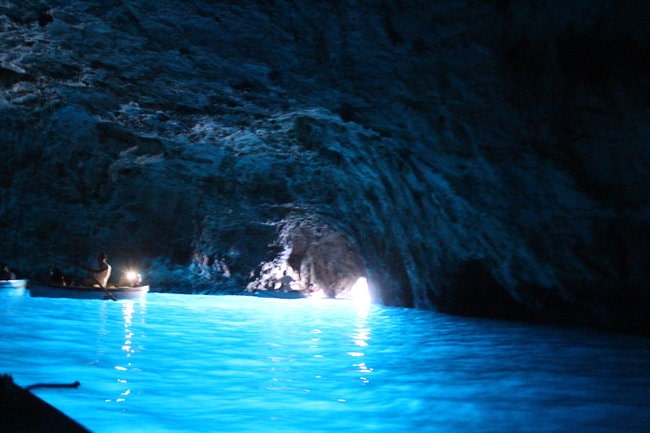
[1,292,649,433]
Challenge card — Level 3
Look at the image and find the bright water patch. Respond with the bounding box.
[1,291,649,433]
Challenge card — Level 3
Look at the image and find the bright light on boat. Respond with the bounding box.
[125,271,141,286]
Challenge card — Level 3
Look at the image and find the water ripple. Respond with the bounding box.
[1,292,649,433]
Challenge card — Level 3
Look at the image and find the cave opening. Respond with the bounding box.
[246,216,371,302]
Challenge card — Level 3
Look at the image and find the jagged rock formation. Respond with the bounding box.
[1,0,648,334]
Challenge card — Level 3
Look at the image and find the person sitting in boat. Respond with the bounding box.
[48,267,66,286]
[276,270,295,292]
[0,263,16,280]
[81,252,112,287]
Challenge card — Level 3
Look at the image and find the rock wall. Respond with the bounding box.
[0,0,648,334]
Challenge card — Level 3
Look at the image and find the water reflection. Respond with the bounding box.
[352,326,370,347]
[110,300,145,403]
[121,301,134,355]
[350,309,373,385]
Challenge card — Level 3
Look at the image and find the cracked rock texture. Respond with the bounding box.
[0,0,648,334]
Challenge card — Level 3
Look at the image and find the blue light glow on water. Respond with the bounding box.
[1,290,649,432]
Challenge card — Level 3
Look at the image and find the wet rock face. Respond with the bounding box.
[241,216,366,298]
[0,1,648,333]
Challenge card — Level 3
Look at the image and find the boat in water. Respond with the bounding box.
[253,289,307,299]
[0,279,28,290]
[0,279,28,296]
[0,374,91,433]
[29,282,149,300]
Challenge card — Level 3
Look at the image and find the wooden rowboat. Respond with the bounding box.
[0,279,28,289]
[29,282,149,300]
[1,374,91,433]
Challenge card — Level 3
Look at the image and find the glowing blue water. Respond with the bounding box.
[1,291,649,433]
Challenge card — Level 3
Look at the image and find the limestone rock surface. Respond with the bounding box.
[1,0,648,334]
